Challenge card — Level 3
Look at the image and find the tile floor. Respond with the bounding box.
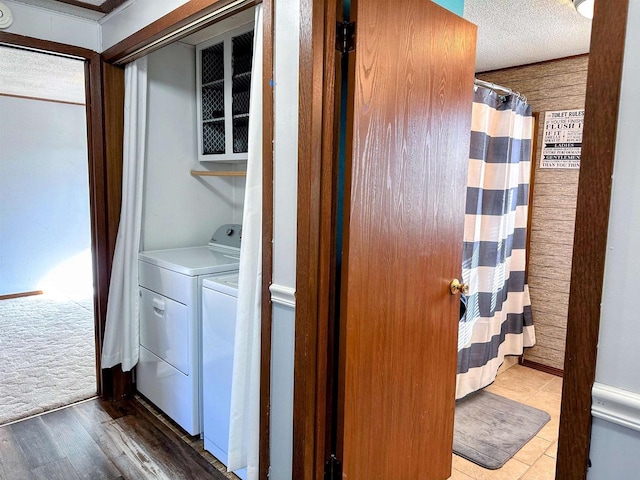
[448,365,562,480]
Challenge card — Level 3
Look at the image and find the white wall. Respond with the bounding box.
[100,0,189,52]
[1,0,99,51]
[588,0,640,477]
[272,6,299,290]
[0,0,187,53]
[268,0,300,477]
[269,302,296,480]
[0,96,90,296]
[589,418,640,479]
[142,42,244,251]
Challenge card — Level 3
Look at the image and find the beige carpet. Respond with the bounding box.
[0,293,97,425]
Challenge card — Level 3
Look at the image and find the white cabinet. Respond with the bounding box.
[196,23,254,162]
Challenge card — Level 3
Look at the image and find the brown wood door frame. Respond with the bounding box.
[52,0,129,15]
[293,0,340,477]
[101,0,262,63]
[0,32,117,398]
[293,1,632,479]
[556,0,630,477]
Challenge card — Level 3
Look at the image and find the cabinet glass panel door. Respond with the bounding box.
[201,41,225,155]
[197,24,255,161]
[231,30,254,154]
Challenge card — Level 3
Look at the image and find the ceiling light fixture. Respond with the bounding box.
[0,1,13,30]
[574,0,594,19]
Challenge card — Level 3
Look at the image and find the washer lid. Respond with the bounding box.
[139,246,240,276]
[203,271,239,297]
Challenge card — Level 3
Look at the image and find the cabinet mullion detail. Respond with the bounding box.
[196,23,254,162]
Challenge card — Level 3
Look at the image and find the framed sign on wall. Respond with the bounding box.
[540,109,584,169]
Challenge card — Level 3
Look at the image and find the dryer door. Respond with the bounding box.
[139,287,190,375]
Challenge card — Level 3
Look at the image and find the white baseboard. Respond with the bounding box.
[592,382,640,432]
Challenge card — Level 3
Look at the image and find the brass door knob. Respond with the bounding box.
[450,279,470,295]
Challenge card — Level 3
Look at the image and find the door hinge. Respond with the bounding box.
[336,21,356,54]
[324,454,342,480]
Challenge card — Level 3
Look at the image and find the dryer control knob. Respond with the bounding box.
[226,228,234,236]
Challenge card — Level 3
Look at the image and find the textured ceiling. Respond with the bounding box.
[465,0,592,72]
[7,0,592,70]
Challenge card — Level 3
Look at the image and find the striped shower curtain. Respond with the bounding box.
[456,86,536,399]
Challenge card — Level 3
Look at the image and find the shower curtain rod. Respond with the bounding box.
[474,78,527,102]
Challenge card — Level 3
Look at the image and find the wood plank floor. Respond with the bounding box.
[0,397,231,480]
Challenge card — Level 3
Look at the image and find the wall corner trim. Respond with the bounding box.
[269,283,296,308]
[592,382,640,432]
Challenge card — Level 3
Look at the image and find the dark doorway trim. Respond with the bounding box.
[0,31,113,398]
[293,0,339,478]
[557,0,630,478]
[101,0,261,63]
[94,60,130,400]
[52,0,128,14]
[99,0,129,14]
[52,0,105,13]
[0,92,85,106]
[260,0,275,478]
[0,31,95,58]
[0,291,44,301]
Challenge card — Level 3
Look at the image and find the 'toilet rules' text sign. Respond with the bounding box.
[540,109,584,169]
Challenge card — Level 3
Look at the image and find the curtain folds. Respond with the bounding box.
[227,5,263,479]
[101,58,148,372]
[456,86,536,399]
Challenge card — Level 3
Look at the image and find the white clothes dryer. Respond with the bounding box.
[137,224,241,435]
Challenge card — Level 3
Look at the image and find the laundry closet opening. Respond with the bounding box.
[98,4,263,479]
[0,44,97,424]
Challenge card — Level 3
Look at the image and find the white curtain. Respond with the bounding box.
[228,5,263,479]
[101,58,148,372]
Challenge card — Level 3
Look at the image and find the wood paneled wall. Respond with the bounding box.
[478,55,589,371]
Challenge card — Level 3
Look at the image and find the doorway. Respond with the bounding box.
[0,45,97,424]
[293,0,614,478]
[451,51,591,478]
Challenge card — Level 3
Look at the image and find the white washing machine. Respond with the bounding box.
[137,224,241,435]
[202,271,246,480]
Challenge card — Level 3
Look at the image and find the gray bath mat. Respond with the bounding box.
[453,390,550,469]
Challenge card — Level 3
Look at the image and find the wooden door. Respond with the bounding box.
[337,1,477,478]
